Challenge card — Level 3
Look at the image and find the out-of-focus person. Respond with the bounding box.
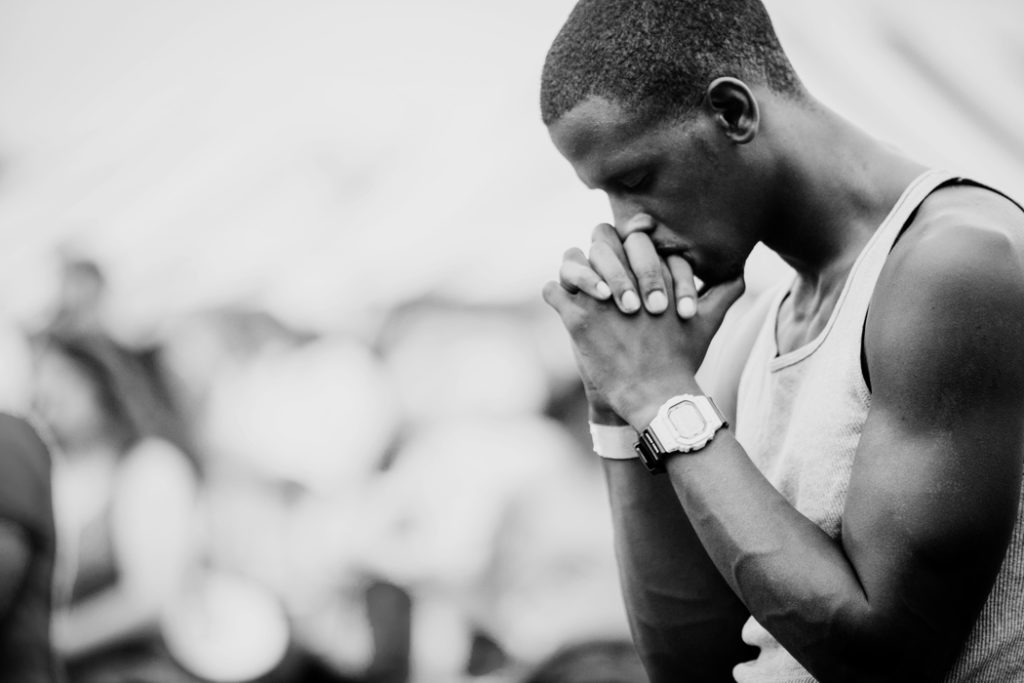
[0,413,62,682]
[42,252,195,461]
[158,308,396,682]
[363,301,630,682]
[32,332,200,683]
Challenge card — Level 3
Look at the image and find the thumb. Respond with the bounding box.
[698,274,746,328]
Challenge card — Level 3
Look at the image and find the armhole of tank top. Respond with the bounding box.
[860,177,1024,392]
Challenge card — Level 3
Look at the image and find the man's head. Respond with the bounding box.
[541,0,805,284]
[541,0,802,128]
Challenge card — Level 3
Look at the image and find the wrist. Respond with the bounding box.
[588,404,629,426]
[626,402,665,432]
[623,375,702,430]
[632,393,728,473]
[588,422,637,459]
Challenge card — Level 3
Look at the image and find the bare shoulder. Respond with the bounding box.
[890,183,1024,272]
[878,184,1024,309]
[868,183,1024,404]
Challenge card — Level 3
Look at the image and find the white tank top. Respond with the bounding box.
[732,169,1024,682]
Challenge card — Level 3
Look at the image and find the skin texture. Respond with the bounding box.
[544,81,1024,681]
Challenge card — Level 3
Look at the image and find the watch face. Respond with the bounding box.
[667,400,708,441]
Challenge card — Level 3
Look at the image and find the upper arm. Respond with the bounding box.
[843,210,1024,670]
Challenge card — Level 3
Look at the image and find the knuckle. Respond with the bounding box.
[558,264,589,292]
[634,264,663,286]
[569,311,593,335]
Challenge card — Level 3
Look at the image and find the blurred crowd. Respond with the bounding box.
[0,250,643,683]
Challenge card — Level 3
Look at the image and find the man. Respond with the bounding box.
[539,1,1024,681]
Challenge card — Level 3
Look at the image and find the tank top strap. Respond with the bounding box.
[848,169,956,291]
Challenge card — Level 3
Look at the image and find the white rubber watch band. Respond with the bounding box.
[589,423,639,460]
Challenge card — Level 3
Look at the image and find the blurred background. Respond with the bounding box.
[0,1,1022,682]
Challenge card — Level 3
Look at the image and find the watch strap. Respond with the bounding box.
[634,429,667,473]
[635,394,728,474]
[588,423,639,460]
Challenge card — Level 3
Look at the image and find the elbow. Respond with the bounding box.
[791,605,958,683]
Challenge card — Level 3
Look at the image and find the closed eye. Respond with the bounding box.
[617,171,649,192]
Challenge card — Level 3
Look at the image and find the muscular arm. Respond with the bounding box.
[548,194,1024,681]
[602,291,774,681]
[604,460,754,682]
[649,216,1024,680]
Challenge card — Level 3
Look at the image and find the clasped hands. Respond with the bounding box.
[542,217,745,428]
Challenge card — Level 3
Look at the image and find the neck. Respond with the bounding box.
[760,97,926,286]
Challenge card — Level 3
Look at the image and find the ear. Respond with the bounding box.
[703,77,759,144]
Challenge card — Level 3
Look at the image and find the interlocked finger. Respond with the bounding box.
[590,223,628,259]
[559,247,612,300]
[623,232,669,314]
[667,255,699,319]
[588,239,641,313]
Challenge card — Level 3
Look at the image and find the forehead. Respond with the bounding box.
[547,95,685,187]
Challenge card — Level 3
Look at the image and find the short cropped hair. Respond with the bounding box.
[540,0,803,126]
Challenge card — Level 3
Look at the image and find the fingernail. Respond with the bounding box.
[621,290,641,313]
[677,296,696,318]
[646,290,668,313]
[595,281,612,299]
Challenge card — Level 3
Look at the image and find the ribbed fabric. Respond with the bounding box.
[731,169,1024,682]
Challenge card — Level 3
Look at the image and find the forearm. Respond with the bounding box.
[603,458,755,682]
[658,430,944,681]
